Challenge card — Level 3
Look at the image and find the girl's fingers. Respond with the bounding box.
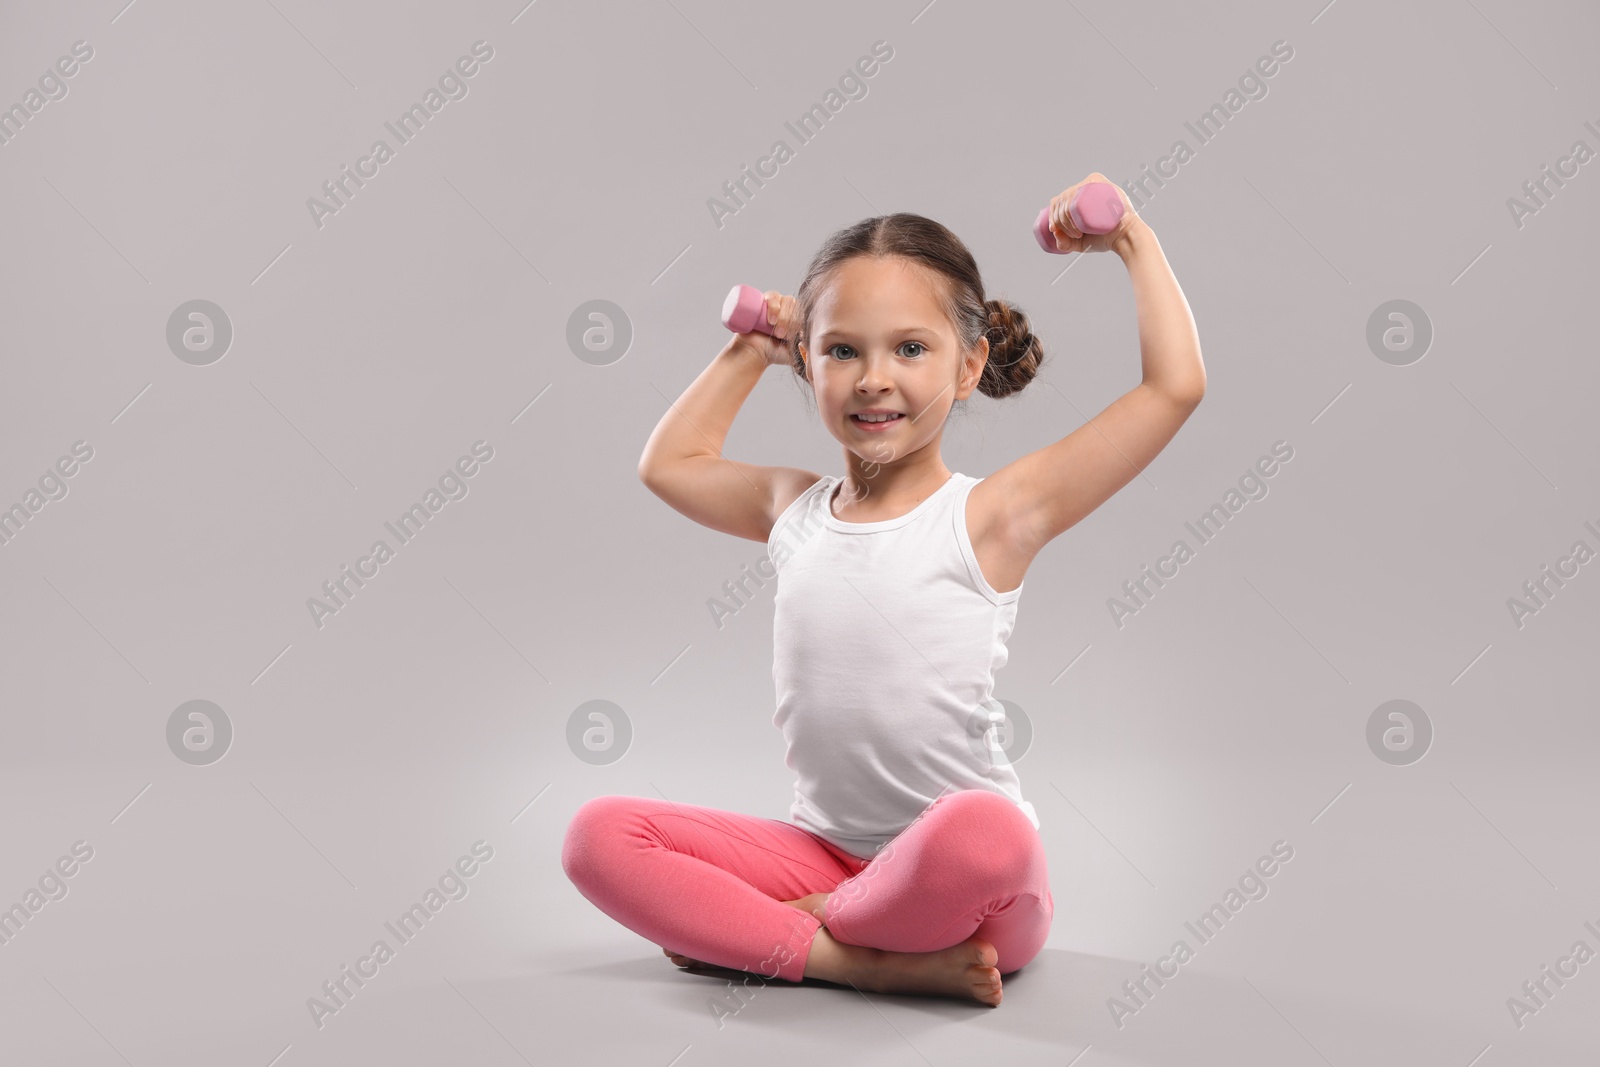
[1051,207,1079,250]
[1062,191,1083,238]
[763,292,796,339]
[1051,195,1079,242]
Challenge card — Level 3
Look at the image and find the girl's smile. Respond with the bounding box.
[849,409,906,431]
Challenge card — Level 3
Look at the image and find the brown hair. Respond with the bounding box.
[789,213,1044,401]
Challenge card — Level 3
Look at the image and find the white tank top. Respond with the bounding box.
[766,471,1040,859]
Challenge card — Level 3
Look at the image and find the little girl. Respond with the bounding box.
[563,173,1205,1008]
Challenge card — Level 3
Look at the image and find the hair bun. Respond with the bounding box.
[980,298,1044,399]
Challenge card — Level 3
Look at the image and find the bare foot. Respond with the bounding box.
[872,936,1004,1007]
[779,891,830,923]
[804,926,1004,1007]
[662,946,710,968]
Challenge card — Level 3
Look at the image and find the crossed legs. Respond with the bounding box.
[561,788,1053,1005]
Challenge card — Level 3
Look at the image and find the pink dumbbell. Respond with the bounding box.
[1034,181,1125,253]
[722,284,775,335]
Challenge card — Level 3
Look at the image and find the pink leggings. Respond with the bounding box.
[560,787,1053,984]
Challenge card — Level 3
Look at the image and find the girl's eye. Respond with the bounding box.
[826,342,926,359]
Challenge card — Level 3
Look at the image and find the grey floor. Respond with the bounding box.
[4,0,1599,1064]
[5,747,1599,1065]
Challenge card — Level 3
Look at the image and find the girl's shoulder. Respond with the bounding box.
[766,468,829,540]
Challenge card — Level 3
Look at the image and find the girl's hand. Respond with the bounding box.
[729,290,801,367]
[1044,173,1141,256]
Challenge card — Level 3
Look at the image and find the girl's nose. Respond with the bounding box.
[855,362,895,389]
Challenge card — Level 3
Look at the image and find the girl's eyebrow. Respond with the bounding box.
[815,327,935,343]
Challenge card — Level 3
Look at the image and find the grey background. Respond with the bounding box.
[1,0,1597,1064]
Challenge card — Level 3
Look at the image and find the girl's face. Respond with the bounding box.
[799,256,987,464]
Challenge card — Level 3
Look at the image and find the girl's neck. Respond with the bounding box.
[832,458,953,522]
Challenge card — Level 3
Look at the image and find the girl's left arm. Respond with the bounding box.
[986,191,1206,558]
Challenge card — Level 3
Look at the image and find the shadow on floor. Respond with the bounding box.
[557,944,1130,1042]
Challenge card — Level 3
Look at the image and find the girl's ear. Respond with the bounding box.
[959,336,989,395]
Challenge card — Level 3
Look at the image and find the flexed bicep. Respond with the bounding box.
[986,384,1203,556]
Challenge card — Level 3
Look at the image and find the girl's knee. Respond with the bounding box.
[560,794,641,886]
[937,790,1045,881]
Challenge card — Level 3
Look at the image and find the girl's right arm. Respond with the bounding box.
[638,293,822,544]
